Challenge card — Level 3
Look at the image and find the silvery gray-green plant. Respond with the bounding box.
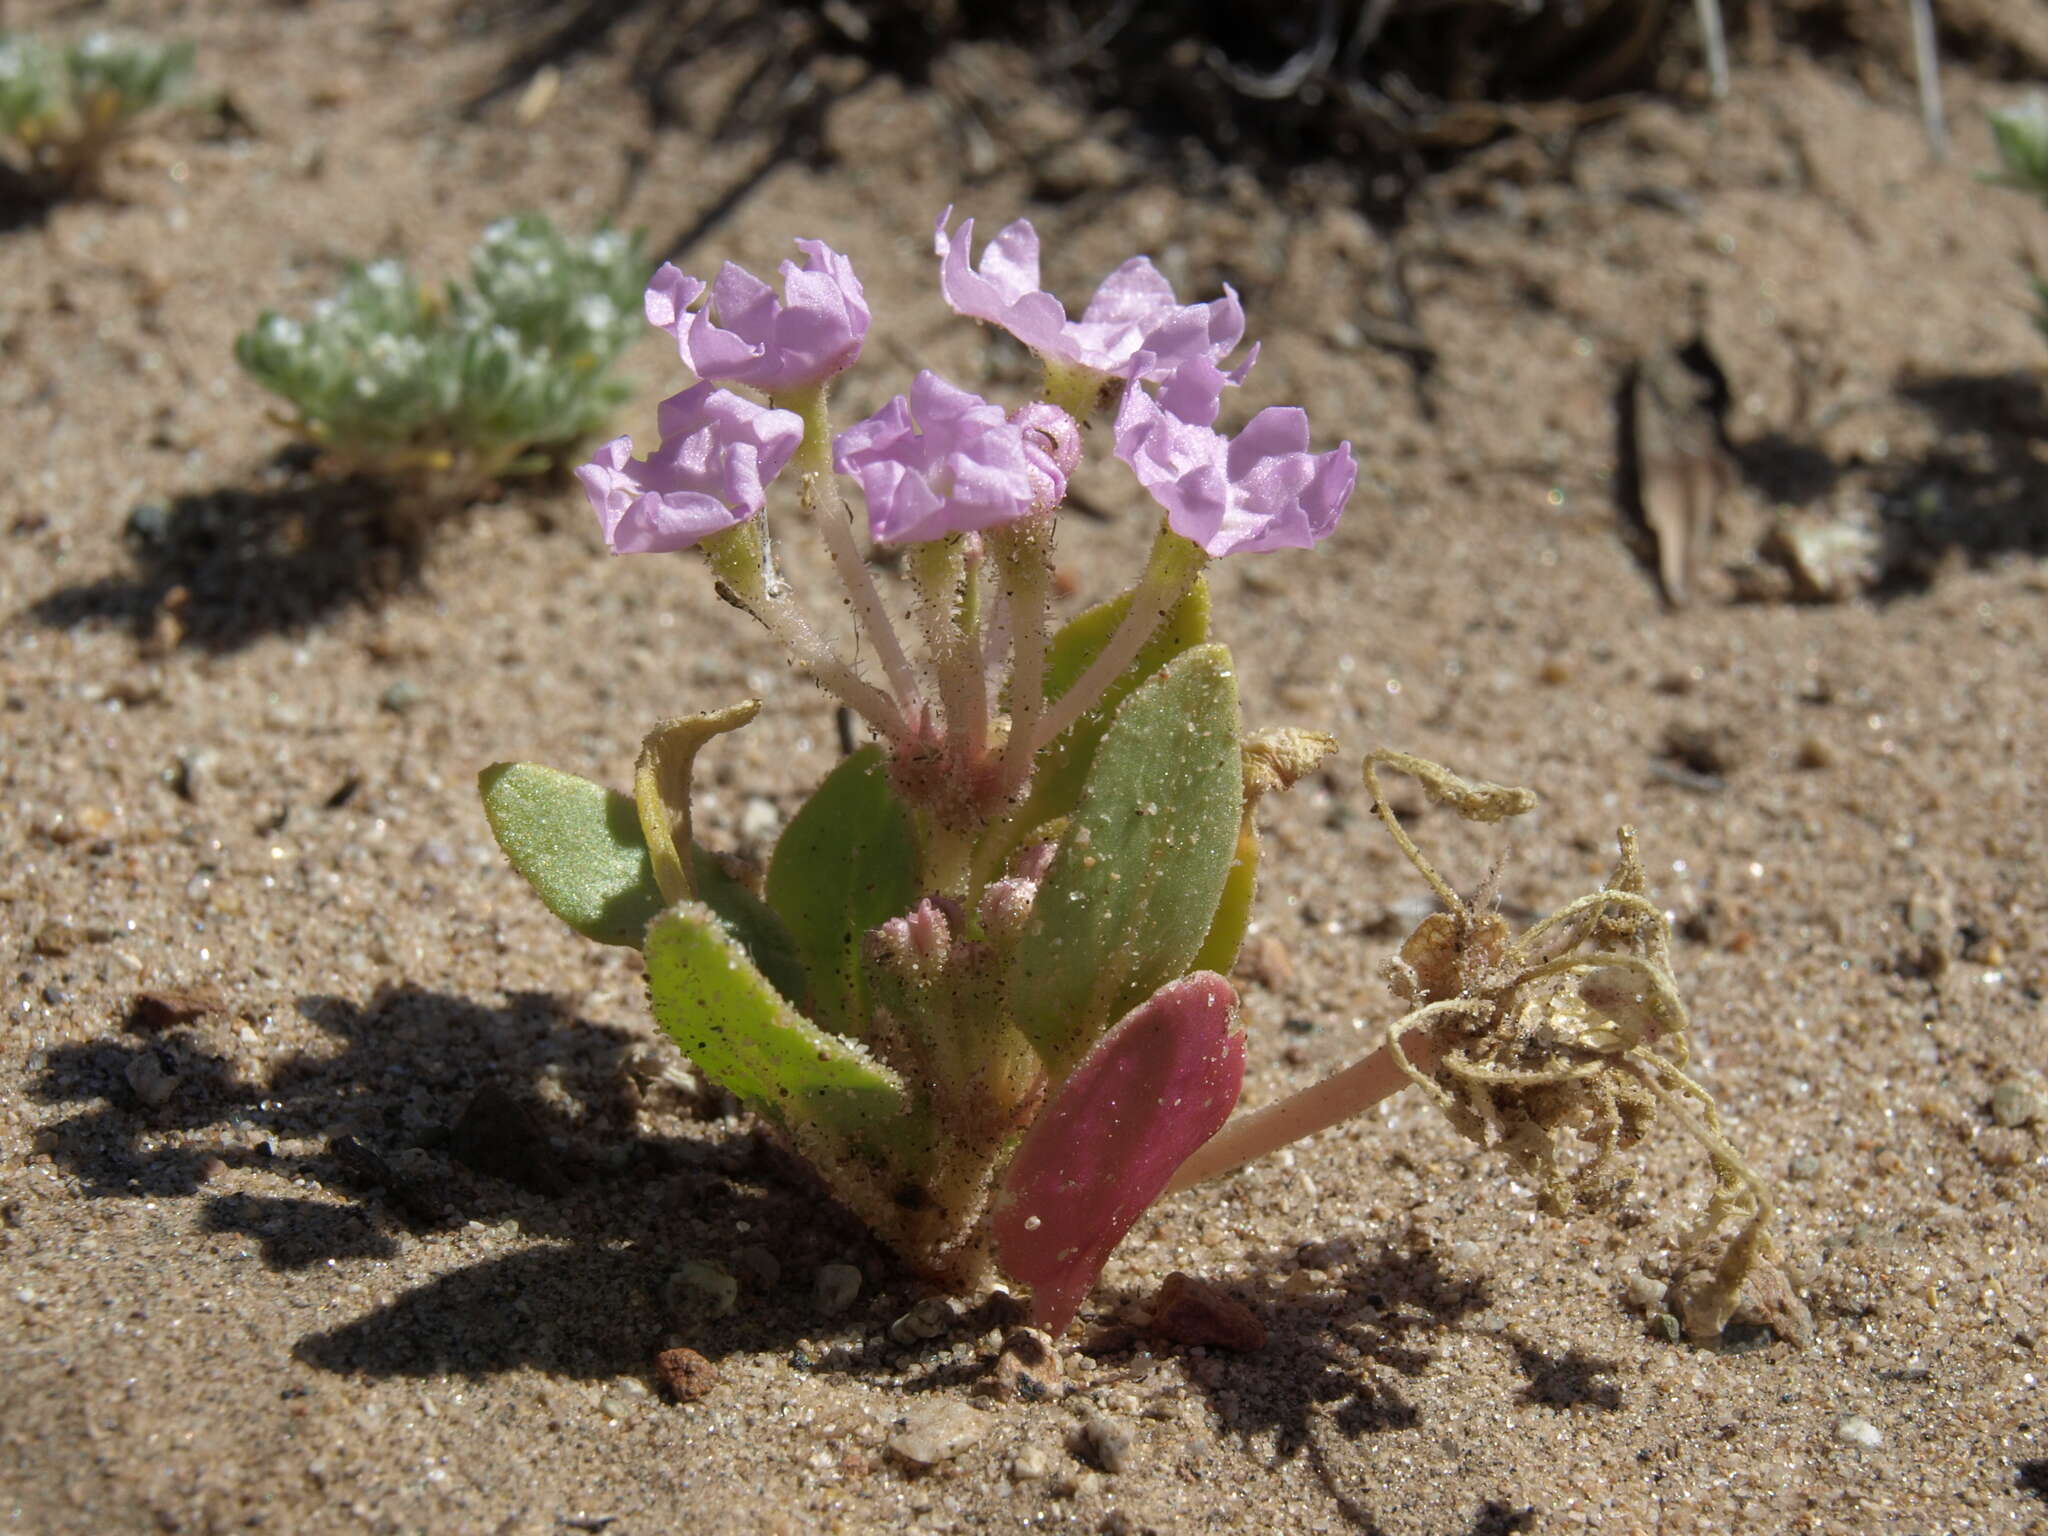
[1987,96,2048,343]
[235,216,646,500]
[0,30,192,195]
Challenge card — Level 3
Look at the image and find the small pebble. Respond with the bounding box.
[653,1347,719,1403]
[814,1261,862,1316]
[1793,735,1835,770]
[888,1296,957,1346]
[1145,1271,1267,1352]
[127,501,170,542]
[1075,1415,1136,1474]
[987,1327,1063,1402]
[1991,1080,2042,1129]
[1008,1445,1052,1482]
[124,1051,178,1107]
[32,921,80,958]
[668,1261,737,1320]
[1834,1414,1883,1449]
[739,796,781,842]
[1052,1470,1102,1500]
[379,680,423,714]
[1625,1273,1666,1311]
[1787,1154,1821,1181]
[886,1401,988,1467]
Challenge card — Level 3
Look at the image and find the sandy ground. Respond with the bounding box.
[3,2,2047,1532]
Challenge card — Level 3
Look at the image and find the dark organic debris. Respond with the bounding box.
[329,1135,455,1227]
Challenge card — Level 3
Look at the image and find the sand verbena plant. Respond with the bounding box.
[481,211,1355,1329]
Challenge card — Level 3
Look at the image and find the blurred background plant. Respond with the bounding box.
[1986,95,2048,343]
[234,216,648,507]
[0,30,192,199]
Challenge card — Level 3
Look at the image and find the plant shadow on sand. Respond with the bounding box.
[1876,369,2048,590]
[25,984,896,1381]
[27,463,427,654]
[1079,1238,1622,1534]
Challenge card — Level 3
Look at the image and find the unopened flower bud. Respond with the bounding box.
[1012,402,1081,512]
[903,896,962,967]
[977,876,1039,943]
[1009,841,1057,883]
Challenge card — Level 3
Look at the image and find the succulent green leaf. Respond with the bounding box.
[765,746,920,1039]
[478,763,807,998]
[1192,812,1259,977]
[689,846,808,1007]
[479,762,665,947]
[1008,643,1243,1079]
[643,902,913,1162]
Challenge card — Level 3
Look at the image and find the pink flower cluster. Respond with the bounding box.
[576,216,1354,558]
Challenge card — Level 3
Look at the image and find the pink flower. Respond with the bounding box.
[935,209,1247,382]
[1012,401,1082,512]
[833,371,1040,544]
[644,239,868,392]
[576,383,803,554]
[1113,357,1356,557]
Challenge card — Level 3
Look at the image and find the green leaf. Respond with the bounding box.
[979,578,1209,880]
[479,762,665,947]
[1192,812,1259,977]
[643,902,914,1164]
[765,746,920,1039]
[478,763,808,999]
[1008,643,1243,1079]
[690,846,808,1007]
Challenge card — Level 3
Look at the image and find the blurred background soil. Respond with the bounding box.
[2,2,2046,1532]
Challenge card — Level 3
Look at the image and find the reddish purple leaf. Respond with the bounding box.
[992,972,1245,1334]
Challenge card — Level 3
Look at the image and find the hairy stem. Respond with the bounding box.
[989,517,1055,799]
[781,386,924,718]
[1031,524,1207,752]
[908,538,983,764]
[701,522,904,736]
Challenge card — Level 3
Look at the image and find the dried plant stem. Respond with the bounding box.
[1164,1017,1452,1195]
[1696,0,1729,99]
[1030,526,1207,753]
[1906,0,1948,160]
